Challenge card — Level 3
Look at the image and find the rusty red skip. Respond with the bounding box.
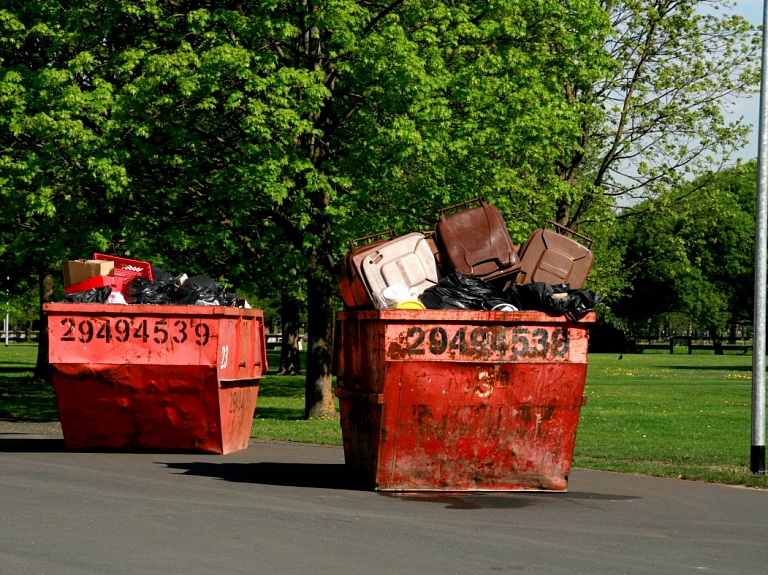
[44,303,267,455]
[332,309,595,491]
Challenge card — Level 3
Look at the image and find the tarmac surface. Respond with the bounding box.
[1,422,766,575]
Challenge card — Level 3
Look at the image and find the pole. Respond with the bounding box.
[751,1,768,475]
[4,276,8,347]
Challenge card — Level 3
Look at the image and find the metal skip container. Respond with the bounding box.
[45,303,268,454]
[332,309,595,491]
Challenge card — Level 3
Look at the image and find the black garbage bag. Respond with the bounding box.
[505,282,604,320]
[126,276,173,304]
[420,272,501,310]
[174,275,218,305]
[220,289,238,307]
[151,266,176,285]
[174,275,237,306]
[125,266,187,304]
[63,286,112,304]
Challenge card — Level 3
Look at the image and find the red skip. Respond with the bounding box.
[45,303,267,454]
[332,309,595,491]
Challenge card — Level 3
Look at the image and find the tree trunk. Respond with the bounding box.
[33,271,54,382]
[277,292,302,376]
[303,265,337,419]
[709,327,724,356]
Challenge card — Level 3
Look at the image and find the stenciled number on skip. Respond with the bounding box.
[404,325,569,359]
[58,317,212,346]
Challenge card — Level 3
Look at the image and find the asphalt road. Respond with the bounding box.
[0,425,766,575]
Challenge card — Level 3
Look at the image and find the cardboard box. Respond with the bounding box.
[62,259,115,288]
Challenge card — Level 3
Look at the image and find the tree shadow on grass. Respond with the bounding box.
[0,376,60,421]
[0,366,36,374]
[253,406,304,419]
[257,376,304,398]
[659,364,753,373]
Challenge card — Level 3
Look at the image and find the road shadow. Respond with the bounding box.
[159,461,642,510]
[381,489,640,510]
[161,461,362,490]
[0,436,67,452]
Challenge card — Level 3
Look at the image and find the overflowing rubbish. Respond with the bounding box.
[420,272,499,310]
[45,302,268,455]
[514,222,594,287]
[63,286,113,304]
[434,198,521,283]
[337,198,603,318]
[506,282,604,320]
[60,254,244,307]
[332,199,601,493]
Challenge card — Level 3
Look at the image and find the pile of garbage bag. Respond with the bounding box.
[420,273,603,320]
[63,266,243,308]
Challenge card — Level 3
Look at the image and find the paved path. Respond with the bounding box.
[0,426,766,575]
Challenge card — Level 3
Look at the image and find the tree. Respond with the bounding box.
[0,1,135,379]
[555,0,759,234]
[611,161,757,350]
[2,2,614,416]
[82,0,614,417]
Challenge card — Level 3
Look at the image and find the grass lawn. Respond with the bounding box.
[1,343,766,488]
[0,344,58,421]
[252,351,342,446]
[575,352,767,488]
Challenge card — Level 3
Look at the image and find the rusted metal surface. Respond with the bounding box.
[44,303,267,454]
[332,310,595,491]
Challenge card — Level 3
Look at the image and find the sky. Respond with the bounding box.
[730,0,763,161]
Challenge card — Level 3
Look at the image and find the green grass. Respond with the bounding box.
[252,349,342,445]
[2,343,767,487]
[0,343,58,421]
[575,353,768,488]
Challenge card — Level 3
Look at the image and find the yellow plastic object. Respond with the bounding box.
[395,299,426,310]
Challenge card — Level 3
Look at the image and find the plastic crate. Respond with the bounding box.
[93,254,153,282]
[92,254,153,296]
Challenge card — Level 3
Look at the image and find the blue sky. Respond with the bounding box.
[730,1,763,161]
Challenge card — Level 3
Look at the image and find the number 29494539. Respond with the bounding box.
[57,317,212,347]
[396,325,569,361]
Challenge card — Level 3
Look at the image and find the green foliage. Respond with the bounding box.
[0,1,132,301]
[556,0,759,228]
[0,1,616,416]
[611,161,757,334]
[1,1,615,273]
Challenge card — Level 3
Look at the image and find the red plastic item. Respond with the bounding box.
[332,309,595,491]
[64,275,124,295]
[45,303,267,454]
[92,253,153,296]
